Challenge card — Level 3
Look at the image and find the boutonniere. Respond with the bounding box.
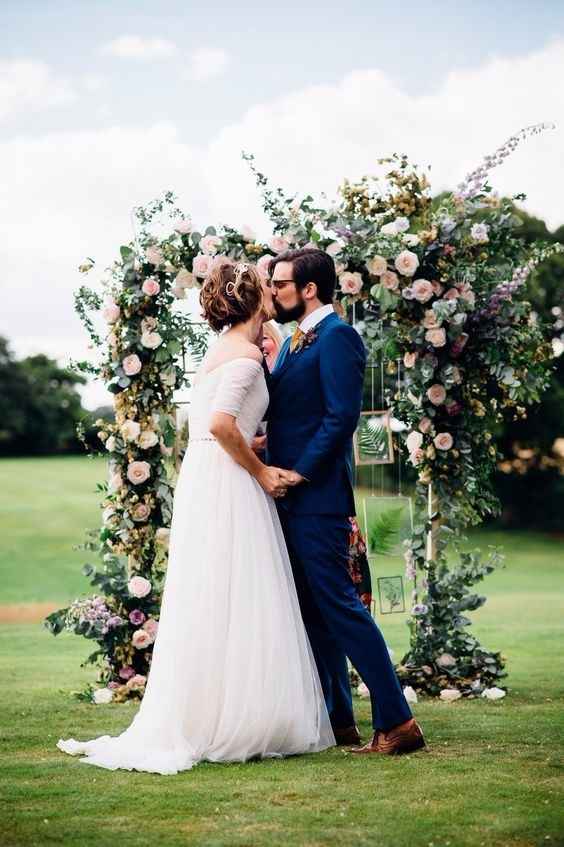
[295,328,318,353]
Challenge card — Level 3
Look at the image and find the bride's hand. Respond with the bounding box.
[257,466,288,498]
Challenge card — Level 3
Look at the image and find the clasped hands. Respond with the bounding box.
[252,434,305,498]
[258,466,305,498]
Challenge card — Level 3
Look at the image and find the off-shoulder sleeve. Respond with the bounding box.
[210,357,263,418]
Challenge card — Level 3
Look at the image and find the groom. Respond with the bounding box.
[264,248,425,755]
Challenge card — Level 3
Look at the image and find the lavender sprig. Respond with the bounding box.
[456,123,555,201]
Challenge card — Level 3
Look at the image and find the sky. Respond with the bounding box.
[1,0,564,408]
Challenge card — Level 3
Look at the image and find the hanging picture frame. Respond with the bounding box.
[376,575,406,614]
[362,495,414,558]
[353,409,394,466]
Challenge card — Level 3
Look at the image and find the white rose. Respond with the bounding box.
[403,234,420,247]
[440,688,462,702]
[93,687,113,705]
[141,331,163,349]
[470,222,489,244]
[395,250,420,277]
[380,221,398,236]
[128,575,152,598]
[482,687,506,701]
[403,686,418,704]
[138,429,159,449]
[406,431,424,453]
[174,219,192,235]
[394,217,410,232]
[120,420,141,442]
[105,436,116,452]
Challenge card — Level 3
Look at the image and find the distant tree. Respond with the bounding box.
[0,337,89,456]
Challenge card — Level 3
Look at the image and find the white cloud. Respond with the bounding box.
[185,47,229,81]
[204,38,564,231]
[2,38,564,408]
[0,59,76,121]
[101,35,178,60]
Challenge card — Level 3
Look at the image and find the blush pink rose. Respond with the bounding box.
[431,281,444,296]
[408,448,425,466]
[339,272,363,295]
[257,254,273,279]
[269,235,290,254]
[175,269,195,289]
[367,255,387,276]
[193,254,211,277]
[412,278,434,302]
[427,384,447,406]
[102,303,120,323]
[444,287,459,300]
[125,674,147,690]
[200,235,222,255]
[434,432,454,451]
[418,417,432,434]
[406,431,423,452]
[142,277,160,296]
[127,575,152,598]
[127,460,151,485]
[131,502,151,522]
[141,316,158,333]
[132,629,152,649]
[422,310,440,329]
[108,471,123,492]
[394,250,419,277]
[122,354,142,376]
[146,246,164,267]
[381,270,400,291]
[425,328,447,347]
[142,618,159,640]
[403,351,417,368]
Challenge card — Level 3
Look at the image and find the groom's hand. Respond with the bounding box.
[278,469,307,487]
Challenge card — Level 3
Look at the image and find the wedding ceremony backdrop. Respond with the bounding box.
[46,123,561,706]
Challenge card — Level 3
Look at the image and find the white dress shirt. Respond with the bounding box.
[298,303,335,334]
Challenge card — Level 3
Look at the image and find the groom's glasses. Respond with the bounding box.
[270,279,295,292]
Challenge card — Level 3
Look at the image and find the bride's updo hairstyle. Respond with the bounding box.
[200,260,264,332]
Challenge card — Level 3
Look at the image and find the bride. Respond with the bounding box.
[57,259,335,774]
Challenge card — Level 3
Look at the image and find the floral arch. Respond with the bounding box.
[47,124,560,703]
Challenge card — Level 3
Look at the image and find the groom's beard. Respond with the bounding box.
[273,295,306,324]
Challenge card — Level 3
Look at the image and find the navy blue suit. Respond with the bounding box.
[266,311,412,732]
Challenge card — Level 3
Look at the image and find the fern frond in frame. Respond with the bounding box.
[362,495,414,557]
[353,410,394,465]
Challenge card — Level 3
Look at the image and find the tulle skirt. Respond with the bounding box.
[57,441,335,774]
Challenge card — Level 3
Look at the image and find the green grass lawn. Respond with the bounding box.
[1,456,564,847]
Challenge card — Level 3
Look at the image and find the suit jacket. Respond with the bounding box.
[265,311,366,515]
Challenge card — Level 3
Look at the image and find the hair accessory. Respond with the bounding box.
[225,281,236,295]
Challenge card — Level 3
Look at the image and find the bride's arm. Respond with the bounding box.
[209,413,286,497]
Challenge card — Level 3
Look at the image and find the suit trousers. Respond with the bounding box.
[277,509,413,732]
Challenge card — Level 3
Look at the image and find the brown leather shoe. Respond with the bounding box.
[333,724,361,746]
[349,718,426,756]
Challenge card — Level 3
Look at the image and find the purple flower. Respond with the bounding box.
[129,609,146,625]
[119,666,135,680]
[107,615,123,628]
[412,603,429,616]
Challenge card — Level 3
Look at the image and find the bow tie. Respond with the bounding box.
[289,326,305,353]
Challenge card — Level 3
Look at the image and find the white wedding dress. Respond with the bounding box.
[57,356,335,774]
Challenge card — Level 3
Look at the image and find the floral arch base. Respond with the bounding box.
[46,125,560,703]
